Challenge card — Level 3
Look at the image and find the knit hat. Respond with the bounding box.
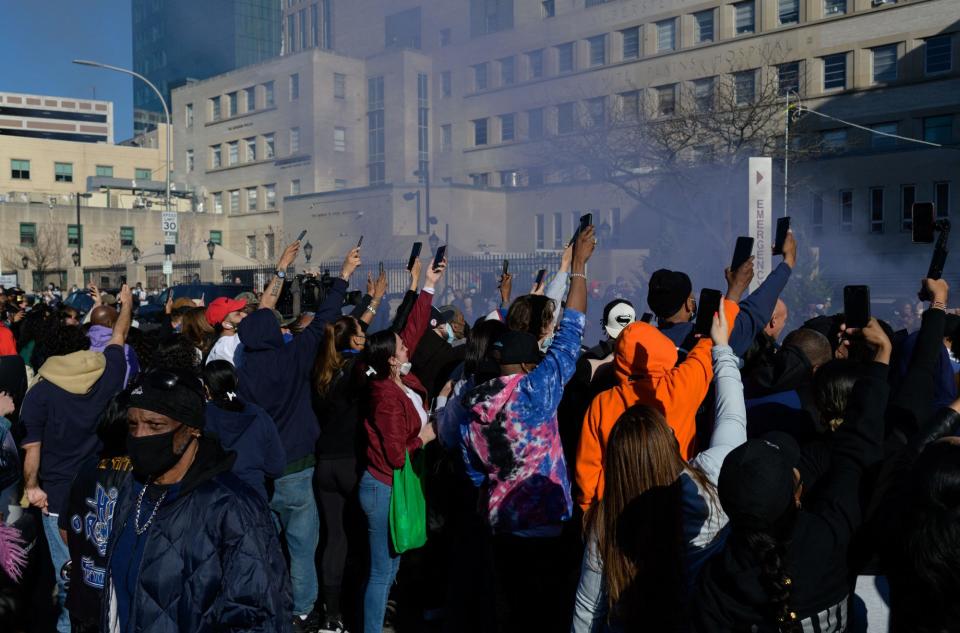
[717,432,801,530]
[128,369,206,428]
[647,269,692,319]
[603,299,636,340]
[205,297,246,326]
[491,330,541,365]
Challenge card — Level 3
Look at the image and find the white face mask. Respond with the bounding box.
[539,335,554,353]
[399,361,413,376]
[445,323,456,343]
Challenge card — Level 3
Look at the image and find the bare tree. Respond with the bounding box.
[89,236,131,267]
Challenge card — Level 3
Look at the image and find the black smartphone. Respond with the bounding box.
[695,289,723,337]
[502,259,509,276]
[432,245,447,270]
[640,312,654,323]
[731,236,755,271]
[379,261,385,276]
[296,229,307,241]
[912,203,936,244]
[569,213,594,246]
[357,235,364,248]
[773,217,791,256]
[407,242,423,271]
[535,268,547,287]
[843,285,871,329]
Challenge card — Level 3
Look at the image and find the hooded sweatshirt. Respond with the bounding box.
[237,278,347,472]
[575,301,738,512]
[203,400,286,502]
[0,324,15,356]
[87,324,140,388]
[462,309,585,535]
[20,347,126,515]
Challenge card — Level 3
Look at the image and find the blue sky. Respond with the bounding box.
[2,1,134,139]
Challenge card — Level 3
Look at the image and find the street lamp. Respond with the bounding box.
[303,241,313,263]
[71,251,80,267]
[428,231,440,254]
[402,190,422,234]
[74,192,93,267]
[131,245,140,262]
[20,256,29,269]
[413,167,432,234]
[73,59,171,214]
[206,240,216,260]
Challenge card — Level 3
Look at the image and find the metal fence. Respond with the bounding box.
[82,265,127,288]
[145,261,201,289]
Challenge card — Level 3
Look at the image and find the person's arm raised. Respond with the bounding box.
[566,226,596,314]
[108,284,133,347]
[260,239,301,311]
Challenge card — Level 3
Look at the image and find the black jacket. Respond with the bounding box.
[101,437,291,633]
[693,362,889,633]
[411,329,465,404]
[313,354,367,460]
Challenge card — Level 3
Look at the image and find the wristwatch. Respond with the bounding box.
[275,270,286,279]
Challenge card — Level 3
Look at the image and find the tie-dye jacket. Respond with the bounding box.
[462,309,585,534]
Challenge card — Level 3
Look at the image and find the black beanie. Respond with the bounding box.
[128,369,206,429]
[647,269,692,319]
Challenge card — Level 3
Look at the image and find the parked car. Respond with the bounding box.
[63,289,128,316]
[136,283,253,323]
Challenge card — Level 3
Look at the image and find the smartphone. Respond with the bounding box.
[640,312,654,324]
[296,229,307,241]
[695,289,723,337]
[569,213,594,246]
[773,217,791,256]
[912,203,936,244]
[502,259,509,276]
[357,235,364,248]
[535,268,547,287]
[843,285,871,329]
[731,236,755,271]
[432,245,447,270]
[407,242,423,271]
[379,261,385,276]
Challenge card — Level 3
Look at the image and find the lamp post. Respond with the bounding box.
[73,59,171,213]
[402,190,422,234]
[75,192,92,267]
[131,245,140,262]
[21,256,28,269]
[71,251,80,267]
[428,231,440,254]
[413,167,432,234]
[303,241,313,263]
[597,220,612,247]
[207,240,216,260]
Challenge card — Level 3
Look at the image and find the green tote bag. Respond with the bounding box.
[389,449,427,553]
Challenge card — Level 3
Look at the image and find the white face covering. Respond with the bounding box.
[538,335,554,353]
[445,323,456,343]
[399,361,413,376]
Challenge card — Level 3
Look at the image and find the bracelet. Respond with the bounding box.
[570,273,587,280]
[932,301,947,311]
[365,305,377,315]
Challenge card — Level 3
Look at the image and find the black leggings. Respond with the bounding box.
[314,457,360,619]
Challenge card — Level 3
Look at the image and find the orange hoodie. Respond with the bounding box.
[575,300,739,512]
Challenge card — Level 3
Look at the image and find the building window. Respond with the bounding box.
[11,159,30,179]
[335,179,348,189]
[55,162,73,183]
[553,212,564,249]
[418,73,429,175]
[735,71,756,104]
[213,192,223,214]
[839,190,853,232]
[229,190,240,213]
[470,173,490,187]
[298,6,308,48]
[469,0,514,37]
[500,57,515,85]
[694,10,714,43]
[778,62,800,95]
[334,73,346,98]
[265,183,276,209]
[264,233,275,260]
[135,167,152,180]
[474,118,489,145]
[368,76,385,185]
[263,133,275,159]
[588,35,606,67]
[901,184,916,231]
[441,124,452,151]
[246,235,257,258]
[870,122,898,149]
[67,224,83,247]
[778,0,799,25]
[657,19,676,52]
[245,137,256,162]
[542,0,555,18]
[246,187,258,212]
[439,27,451,46]
[622,26,640,59]
[289,127,301,154]
[186,149,195,172]
[822,129,847,151]
[870,188,884,234]
[495,113,515,142]
[211,145,222,168]
[334,127,346,151]
[535,214,545,249]
[872,45,898,84]
[925,35,952,74]
[812,194,824,235]
[245,86,256,111]
[586,97,605,127]
[264,81,275,107]
[290,179,301,195]
[19,223,36,246]
[935,181,951,219]
[924,115,953,144]
[96,165,114,177]
[211,96,221,121]
[500,170,520,188]
[311,2,320,48]
[619,90,641,120]
[287,13,296,52]
[824,0,846,15]
[823,53,846,90]
[528,108,545,139]
[185,103,194,127]
[557,42,575,73]
[693,78,714,112]
[290,73,300,100]
[527,49,544,79]
[557,102,576,133]
[209,230,222,245]
[229,91,241,117]
[228,141,239,165]
[473,62,489,90]
[657,85,676,116]
[734,1,755,34]
[321,0,333,49]
[120,226,136,247]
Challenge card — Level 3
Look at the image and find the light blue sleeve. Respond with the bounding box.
[571,535,608,633]
[545,271,569,329]
[691,345,748,484]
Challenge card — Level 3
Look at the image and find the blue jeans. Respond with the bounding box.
[42,513,71,633]
[359,471,401,633]
[270,467,320,617]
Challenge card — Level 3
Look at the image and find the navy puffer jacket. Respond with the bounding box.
[101,437,292,632]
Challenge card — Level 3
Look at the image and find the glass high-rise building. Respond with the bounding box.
[132,0,281,134]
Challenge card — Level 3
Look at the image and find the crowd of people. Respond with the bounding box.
[0,225,958,633]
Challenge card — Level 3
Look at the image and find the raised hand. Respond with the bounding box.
[341,247,362,280]
[710,301,730,347]
[425,259,446,290]
[278,240,301,271]
[725,257,755,303]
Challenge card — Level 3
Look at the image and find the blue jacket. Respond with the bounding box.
[101,437,291,633]
[237,279,347,469]
[203,401,286,502]
[660,262,792,358]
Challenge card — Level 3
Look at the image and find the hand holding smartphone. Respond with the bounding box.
[694,289,723,337]
[569,213,593,246]
[432,245,447,271]
[296,229,307,242]
[731,237,755,271]
[407,242,423,271]
[773,217,791,256]
[843,285,871,329]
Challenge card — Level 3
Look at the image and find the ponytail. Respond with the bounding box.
[314,323,342,397]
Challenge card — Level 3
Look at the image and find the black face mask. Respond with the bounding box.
[127,428,193,479]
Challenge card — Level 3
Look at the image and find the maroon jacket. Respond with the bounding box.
[364,289,433,485]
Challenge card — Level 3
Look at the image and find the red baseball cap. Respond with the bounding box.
[205,297,247,326]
